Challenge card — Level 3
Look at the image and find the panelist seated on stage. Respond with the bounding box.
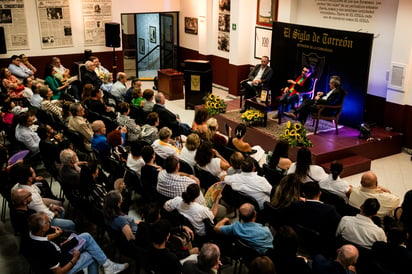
[240,56,273,108]
[284,75,346,124]
[278,65,314,115]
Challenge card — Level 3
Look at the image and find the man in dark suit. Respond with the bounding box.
[240,56,273,109]
[152,92,191,137]
[285,75,345,124]
[82,60,102,88]
[284,181,341,257]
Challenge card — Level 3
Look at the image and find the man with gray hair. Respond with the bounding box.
[59,149,87,198]
[68,102,93,150]
[82,60,102,88]
[110,72,127,101]
[312,244,359,274]
[182,243,221,274]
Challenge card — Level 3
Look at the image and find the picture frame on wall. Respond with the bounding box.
[184,17,198,35]
[254,27,272,59]
[256,0,278,27]
[149,26,156,43]
[139,38,145,54]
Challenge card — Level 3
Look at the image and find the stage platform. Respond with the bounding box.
[216,99,402,177]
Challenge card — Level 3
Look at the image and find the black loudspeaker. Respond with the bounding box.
[105,22,120,48]
[0,27,6,54]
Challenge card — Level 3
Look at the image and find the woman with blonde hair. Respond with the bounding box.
[271,174,302,208]
[206,117,229,146]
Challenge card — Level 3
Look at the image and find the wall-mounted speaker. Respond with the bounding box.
[105,22,120,48]
[0,27,7,54]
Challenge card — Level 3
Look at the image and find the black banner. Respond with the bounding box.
[271,22,373,128]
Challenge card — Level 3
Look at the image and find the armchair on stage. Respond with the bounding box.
[311,91,346,135]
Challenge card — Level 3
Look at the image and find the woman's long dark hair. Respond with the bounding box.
[330,160,343,180]
[195,141,213,167]
[182,184,200,204]
[234,123,247,139]
[194,108,208,125]
[295,147,312,181]
[103,190,123,222]
[44,63,55,78]
[269,140,289,169]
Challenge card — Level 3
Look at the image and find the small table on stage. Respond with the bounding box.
[244,98,281,127]
[157,69,184,100]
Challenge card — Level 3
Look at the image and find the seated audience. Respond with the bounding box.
[59,149,86,198]
[30,81,43,108]
[312,244,359,274]
[164,184,220,237]
[8,55,34,82]
[214,203,273,255]
[195,141,229,178]
[180,133,201,168]
[82,60,102,88]
[226,151,244,175]
[110,72,128,102]
[44,63,69,100]
[336,198,387,249]
[126,141,145,176]
[348,171,400,219]
[85,87,116,118]
[19,54,37,77]
[100,72,113,93]
[68,102,93,151]
[139,112,159,144]
[223,157,272,210]
[0,67,26,98]
[113,178,132,214]
[182,243,221,274]
[145,219,182,274]
[287,146,328,183]
[37,124,66,167]
[107,127,128,163]
[22,77,34,100]
[152,127,180,159]
[227,123,266,166]
[79,161,107,209]
[116,102,141,143]
[39,85,63,118]
[249,256,276,274]
[51,56,70,82]
[157,155,204,204]
[206,117,229,147]
[271,174,302,209]
[152,92,191,137]
[11,163,75,231]
[15,111,40,154]
[192,108,209,139]
[90,55,109,80]
[268,140,292,174]
[10,188,35,236]
[319,160,352,203]
[22,212,128,274]
[142,88,155,112]
[141,145,161,200]
[131,86,143,107]
[125,78,142,103]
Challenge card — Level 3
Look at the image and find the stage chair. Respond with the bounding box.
[311,92,346,135]
[297,78,318,107]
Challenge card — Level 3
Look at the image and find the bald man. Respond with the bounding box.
[349,171,400,218]
[10,188,35,235]
[312,244,359,274]
[110,72,128,101]
[214,203,273,255]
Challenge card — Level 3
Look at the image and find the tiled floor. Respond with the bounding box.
[1,79,412,273]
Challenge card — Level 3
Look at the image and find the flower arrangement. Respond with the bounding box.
[205,93,227,115]
[279,121,313,148]
[241,109,265,123]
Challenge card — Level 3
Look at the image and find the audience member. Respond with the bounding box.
[22,77,34,100]
[192,108,209,139]
[141,145,162,201]
[271,174,302,209]
[107,127,128,162]
[139,112,159,144]
[152,92,191,137]
[278,65,314,115]
[126,141,145,176]
[85,87,116,118]
[180,133,201,168]
[249,256,276,274]
[312,244,359,274]
[287,146,328,183]
[37,124,66,166]
[44,63,69,100]
[348,171,400,219]
[68,102,93,150]
[125,78,142,103]
[223,157,271,210]
[142,88,155,112]
[227,123,266,166]
[131,86,143,107]
[39,85,63,118]
[10,188,35,236]
[15,111,40,154]
[164,184,220,237]
[268,140,292,174]
[100,72,113,93]
[19,54,37,76]
[51,56,71,82]
[336,198,387,249]
[113,178,132,214]
[157,155,204,204]
[214,203,273,255]
[30,81,43,108]
[89,55,109,80]
[206,117,229,147]
[182,243,221,274]
[110,72,128,102]
[398,190,412,247]
[0,67,26,98]
[319,160,352,203]
[152,127,180,159]
[117,102,141,143]
[82,60,102,88]
[195,141,229,178]
[91,120,110,155]
[240,56,273,111]
[22,212,128,274]
[79,161,107,209]
[8,55,34,82]
[59,149,86,198]
[226,151,244,175]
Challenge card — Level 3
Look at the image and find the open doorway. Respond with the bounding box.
[121,12,179,79]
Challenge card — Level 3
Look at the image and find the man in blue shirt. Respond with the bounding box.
[214,203,273,255]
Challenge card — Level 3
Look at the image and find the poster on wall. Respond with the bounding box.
[254,27,272,59]
[0,0,29,51]
[184,17,198,35]
[36,0,73,49]
[217,0,230,52]
[82,0,112,46]
[271,22,373,128]
[256,0,278,27]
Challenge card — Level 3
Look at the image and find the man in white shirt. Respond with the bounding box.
[223,157,272,210]
[336,198,387,249]
[349,171,400,219]
[110,72,128,101]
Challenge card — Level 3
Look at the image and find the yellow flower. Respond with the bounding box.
[247,115,253,120]
[209,94,215,100]
[287,121,291,129]
[254,113,259,118]
[284,129,290,136]
[206,101,211,107]
[294,123,302,130]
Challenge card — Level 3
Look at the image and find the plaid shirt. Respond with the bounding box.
[157,170,205,204]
